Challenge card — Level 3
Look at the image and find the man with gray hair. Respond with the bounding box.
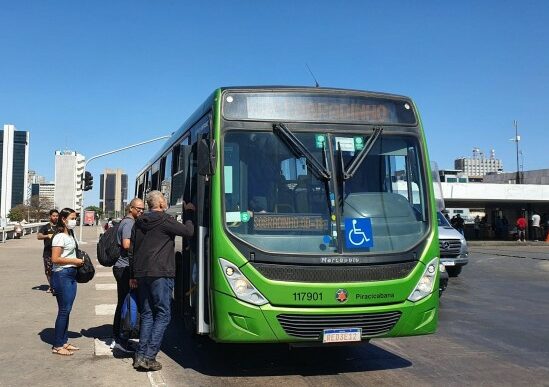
[129,190,195,371]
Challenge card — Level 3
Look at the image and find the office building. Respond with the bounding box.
[454,148,503,177]
[27,170,46,202]
[32,183,55,209]
[54,151,85,213]
[28,170,46,185]
[0,124,30,219]
[99,169,128,218]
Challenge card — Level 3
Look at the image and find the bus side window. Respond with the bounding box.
[151,160,160,191]
[137,174,145,199]
[160,152,172,207]
[170,136,190,207]
[145,169,152,194]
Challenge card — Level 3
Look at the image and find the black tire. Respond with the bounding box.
[447,266,462,277]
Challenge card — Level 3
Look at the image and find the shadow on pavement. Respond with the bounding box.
[80,324,112,339]
[38,328,81,346]
[31,284,50,292]
[160,318,412,377]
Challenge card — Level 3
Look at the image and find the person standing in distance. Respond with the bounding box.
[111,198,145,352]
[129,190,195,371]
[516,214,527,242]
[50,208,84,356]
[37,209,59,294]
[531,211,541,241]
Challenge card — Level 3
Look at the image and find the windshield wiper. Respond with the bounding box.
[273,123,331,181]
[337,142,346,211]
[342,126,383,180]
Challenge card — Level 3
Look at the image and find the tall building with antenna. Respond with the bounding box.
[454,148,503,177]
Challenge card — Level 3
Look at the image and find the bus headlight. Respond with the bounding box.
[408,258,439,302]
[220,258,268,306]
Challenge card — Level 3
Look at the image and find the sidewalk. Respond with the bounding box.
[0,226,151,387]
[468,240,549,247]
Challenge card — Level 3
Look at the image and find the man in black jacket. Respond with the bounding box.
[129,190,195,371]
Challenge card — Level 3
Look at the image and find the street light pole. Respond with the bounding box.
[78,135,171,243]
[514,120,520,184]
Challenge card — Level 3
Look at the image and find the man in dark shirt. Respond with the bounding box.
[37,209,59,294]
[129,190,194,371]
[111,198,145,352]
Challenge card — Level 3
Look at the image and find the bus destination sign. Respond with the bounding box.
[223,92,416,125]
[253,213,328,232]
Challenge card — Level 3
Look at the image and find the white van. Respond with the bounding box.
[437,212,468,277]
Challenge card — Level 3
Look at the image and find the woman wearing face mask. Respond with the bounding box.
[50,208,84,356]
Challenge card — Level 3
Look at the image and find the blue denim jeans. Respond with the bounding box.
[51,267,77,348]
[137,277,174,360]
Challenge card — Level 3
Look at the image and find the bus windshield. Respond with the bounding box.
[222,130,428,255]
[334,134,428,253]
[223,131,335,253]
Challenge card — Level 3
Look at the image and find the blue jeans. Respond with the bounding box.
[137,277,174,359]
[51,268,77,348]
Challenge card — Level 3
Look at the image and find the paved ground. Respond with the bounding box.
[0,226,152,387]
[1,231,548,386]
[157,245,549,386]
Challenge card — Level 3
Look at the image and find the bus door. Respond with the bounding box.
[180,120,214,335]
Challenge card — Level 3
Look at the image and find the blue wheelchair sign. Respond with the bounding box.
[345,218,374,249]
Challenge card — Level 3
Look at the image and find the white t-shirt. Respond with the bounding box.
[52,233,78,271]
[532,214,541,227]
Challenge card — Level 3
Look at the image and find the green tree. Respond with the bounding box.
[8,206,25,222]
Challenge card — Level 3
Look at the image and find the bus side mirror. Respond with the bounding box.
[198,138,216,176]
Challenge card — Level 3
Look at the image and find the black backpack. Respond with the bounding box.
[96,221,121,267]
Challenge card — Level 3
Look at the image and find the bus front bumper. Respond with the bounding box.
[211,290,438,343]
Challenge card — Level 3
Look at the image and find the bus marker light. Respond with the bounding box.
[225,267,234,276]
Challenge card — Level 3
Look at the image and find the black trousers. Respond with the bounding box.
[113,266,131,339]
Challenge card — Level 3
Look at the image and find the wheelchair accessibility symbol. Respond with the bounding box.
[345,218,374,249]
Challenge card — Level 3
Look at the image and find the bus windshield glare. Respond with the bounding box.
[223,129,428,254]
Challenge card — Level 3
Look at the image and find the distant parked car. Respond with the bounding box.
[438,212,468,277]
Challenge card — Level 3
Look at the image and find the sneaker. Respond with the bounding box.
[146,359,162,371]
[133,354,148,370]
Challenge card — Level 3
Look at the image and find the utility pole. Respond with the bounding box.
[513,120,520,184]
[78,135,170,243]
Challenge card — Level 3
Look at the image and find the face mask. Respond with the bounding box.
[67,219,77,229]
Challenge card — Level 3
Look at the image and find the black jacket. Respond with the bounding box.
[129,211,194,278]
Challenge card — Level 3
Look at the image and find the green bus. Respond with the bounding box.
[135,86,440,344]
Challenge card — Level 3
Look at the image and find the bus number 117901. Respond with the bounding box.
[293,292,323,301]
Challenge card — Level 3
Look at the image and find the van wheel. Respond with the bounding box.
[447,266,462,277]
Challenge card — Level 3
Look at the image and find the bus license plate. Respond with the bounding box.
[322,328,362,343]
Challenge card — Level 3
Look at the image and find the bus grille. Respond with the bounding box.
[277,312,402,339]
[439,239,461,256]
[250,261,417,283]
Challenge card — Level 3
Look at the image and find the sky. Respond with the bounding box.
[1,1,547,207]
